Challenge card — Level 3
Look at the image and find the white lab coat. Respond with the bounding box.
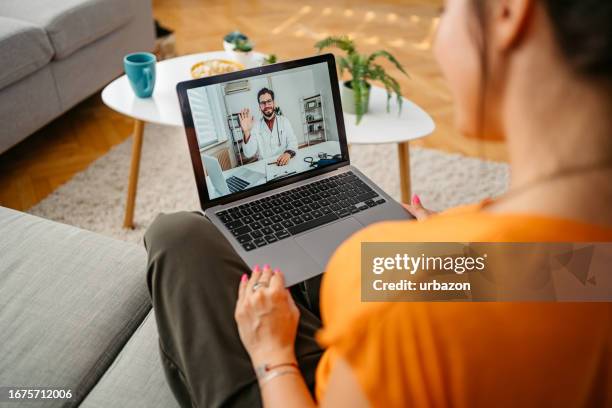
[242,115,298,160]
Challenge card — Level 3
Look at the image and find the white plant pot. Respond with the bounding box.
[222,41,255,67]
[233,51,254,67]
[222,40,235,53]
[341,81,370,115]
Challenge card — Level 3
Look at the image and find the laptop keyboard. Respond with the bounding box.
[226,176,249,193]
[215,171,386,251]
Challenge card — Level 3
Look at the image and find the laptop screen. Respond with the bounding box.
[184,59,345,202]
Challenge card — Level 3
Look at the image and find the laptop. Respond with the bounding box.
[202,154,265,195]
[177,53,411,286]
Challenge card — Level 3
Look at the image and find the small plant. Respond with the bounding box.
[315,36,408,124]
[233,39,253,52]
[263,54,278,65]
[224,31,253,53]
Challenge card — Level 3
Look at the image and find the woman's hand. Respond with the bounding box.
[403,194,436,220]
[235,264,300,366]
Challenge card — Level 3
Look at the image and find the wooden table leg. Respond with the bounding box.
[397,141,411,203]
[123,119,144,229]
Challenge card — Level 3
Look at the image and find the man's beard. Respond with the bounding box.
[262,108,275,120]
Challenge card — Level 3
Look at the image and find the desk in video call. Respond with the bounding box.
[206,141,341,199]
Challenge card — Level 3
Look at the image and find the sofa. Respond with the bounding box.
[0,0,155,154]
[0,206,179,407]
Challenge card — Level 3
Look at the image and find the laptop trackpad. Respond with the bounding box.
[295,217,364,268]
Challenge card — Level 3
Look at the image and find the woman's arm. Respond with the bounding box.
[235,265,370,407]
[257,354,369,408]
[235,265,315,407]
[258,364,316,408]
[321,357,369,408]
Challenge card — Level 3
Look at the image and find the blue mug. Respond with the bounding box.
[123,52,156,98]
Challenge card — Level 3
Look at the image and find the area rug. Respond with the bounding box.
[29,124,509,244]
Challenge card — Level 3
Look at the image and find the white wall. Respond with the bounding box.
[312,62,339,142]
[223,76,271,136]
[270,63,339,144]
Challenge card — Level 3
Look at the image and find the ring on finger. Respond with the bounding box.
[252,281,270,292]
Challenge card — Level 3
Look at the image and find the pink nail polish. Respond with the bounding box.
[263,264,270,270]
[273,268,280,274]
[241,274,248,282]
[413,194,421,205]
[253,264,260,272]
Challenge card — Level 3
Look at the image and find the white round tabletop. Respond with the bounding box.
[101,51,266,127]
[343,86,435,145]
[102,51,435,144]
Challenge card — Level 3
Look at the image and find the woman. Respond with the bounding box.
[145,0,612,406]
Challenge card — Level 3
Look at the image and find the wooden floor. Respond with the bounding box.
[0,0,507,212]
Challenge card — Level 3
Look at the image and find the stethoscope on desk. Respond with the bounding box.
[304,152,342,168]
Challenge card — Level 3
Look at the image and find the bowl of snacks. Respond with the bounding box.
[190,59,245,79]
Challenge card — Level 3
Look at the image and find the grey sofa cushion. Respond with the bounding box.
[0,0,132,60]
[0,65,62,154]
[50,0,155,111]
[0,17,54,90]
[81,311,179,408]
[0,207,151,406]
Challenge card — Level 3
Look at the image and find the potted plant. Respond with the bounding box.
[315,36,408,124]
[263,54,277,65]
[223,31,255,66]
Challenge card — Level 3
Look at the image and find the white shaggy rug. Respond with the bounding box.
[29,124,509,244]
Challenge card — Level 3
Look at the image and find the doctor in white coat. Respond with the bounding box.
[238,87,298,166]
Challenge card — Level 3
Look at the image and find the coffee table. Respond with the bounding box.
[102,51,265,228]
[343,87,435,203]
[102,51,434,228]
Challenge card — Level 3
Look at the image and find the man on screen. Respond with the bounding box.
[238,88,298,166]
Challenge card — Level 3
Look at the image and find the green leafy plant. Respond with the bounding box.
[263,54,278,65]
[224,31,253,52]
[315,36,408,123]
[233,39,253,52]
[224,31,248,43]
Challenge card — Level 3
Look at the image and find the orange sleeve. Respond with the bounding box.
[314,208,612,405]
[320,303,454,407]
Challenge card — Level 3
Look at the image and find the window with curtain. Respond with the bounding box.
[187,87,227,149]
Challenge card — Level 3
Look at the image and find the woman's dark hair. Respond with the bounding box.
[472,0,612,80]
[470,0,612,138]
[541,0,612,79]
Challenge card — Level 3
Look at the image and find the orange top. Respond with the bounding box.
[315,204,612,407]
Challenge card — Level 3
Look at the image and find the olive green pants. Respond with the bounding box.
[144,212,325,408]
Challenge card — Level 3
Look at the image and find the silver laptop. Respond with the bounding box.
[202,154,265,195]
[177,54,411,286]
